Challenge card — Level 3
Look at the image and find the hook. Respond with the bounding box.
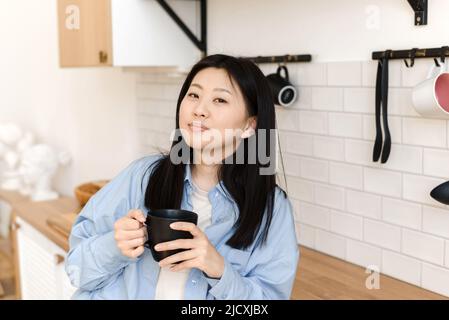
[276,56,286,68]
[434,58,441,68]
[432,46,449,68]
[282,55,289,66]
[404,48,418,68]
[440,46,449,64]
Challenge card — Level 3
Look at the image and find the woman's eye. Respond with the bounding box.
[188,93,199,98]
[214,98,227,104]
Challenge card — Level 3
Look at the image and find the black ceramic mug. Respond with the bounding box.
[266,65,297,107]
[144,209,198,262]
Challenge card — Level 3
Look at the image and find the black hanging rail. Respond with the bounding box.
[155,0,207,56]
[372,46,449,61]
[242,54,312,64]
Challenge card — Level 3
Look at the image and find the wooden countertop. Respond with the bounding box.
[0,189,28,204]
[0,189,81,252]
[293,247,448,300]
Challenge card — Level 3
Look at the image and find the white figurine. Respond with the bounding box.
[15,131,36,196]
[0,123,23,190]
[17,131,35,154]
[0,141,6,178]
[18,144,71,201]
[0,123,22,146]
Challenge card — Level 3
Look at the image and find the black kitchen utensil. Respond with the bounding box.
[430,181,449,205]
[373,50,392,163]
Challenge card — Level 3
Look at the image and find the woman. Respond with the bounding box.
[66,54,299,300]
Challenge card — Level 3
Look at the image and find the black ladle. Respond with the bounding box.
[430,181,449,205]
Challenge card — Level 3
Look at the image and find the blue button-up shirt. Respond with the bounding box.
[66,154,299,299]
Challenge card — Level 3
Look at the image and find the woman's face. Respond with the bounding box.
[179,67,256,163]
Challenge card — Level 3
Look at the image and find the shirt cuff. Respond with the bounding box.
[206,259,238,299]
[90,231,138,274]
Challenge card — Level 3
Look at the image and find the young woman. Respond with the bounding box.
[66,54,299,300]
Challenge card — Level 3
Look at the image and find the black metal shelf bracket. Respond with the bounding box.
[155,0,207,56]
[242,54,312,64]
[407,0,428,25]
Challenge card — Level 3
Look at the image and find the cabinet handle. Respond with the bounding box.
[55,254,65,265]
[99,51,108,63]
[11,221,21,230]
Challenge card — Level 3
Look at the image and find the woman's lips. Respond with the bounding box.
[189,122,209,132]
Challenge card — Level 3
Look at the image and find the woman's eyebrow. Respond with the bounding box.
[191,83,232,95]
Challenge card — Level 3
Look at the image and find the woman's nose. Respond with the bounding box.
[193,101,209,118]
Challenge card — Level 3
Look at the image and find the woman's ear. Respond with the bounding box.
[241,117,257,139]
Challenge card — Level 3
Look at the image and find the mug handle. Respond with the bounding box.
[141,218,150,249]
[443,59,449,73]
[277,65,290,81]
[427,60,447,79]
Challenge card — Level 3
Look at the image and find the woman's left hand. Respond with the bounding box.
[155,222,225,279]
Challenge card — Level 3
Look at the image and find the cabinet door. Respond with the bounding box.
[57,0,113,67]
[16,218,59,299]
[16,217,76,300]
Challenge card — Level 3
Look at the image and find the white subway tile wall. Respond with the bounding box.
[421,263,449,297]
[446,241,449,268]
[346,239,382,269]
[135,60,449,297]
[381,250,422,286]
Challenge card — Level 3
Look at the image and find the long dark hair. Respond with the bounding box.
[143,54,287,250]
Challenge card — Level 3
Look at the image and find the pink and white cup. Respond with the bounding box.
[412,60,449,119]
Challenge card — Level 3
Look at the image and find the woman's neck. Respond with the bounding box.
[191,163,219,192]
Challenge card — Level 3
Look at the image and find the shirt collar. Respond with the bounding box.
[184,164,231,200]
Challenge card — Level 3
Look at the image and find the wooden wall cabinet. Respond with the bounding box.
[57,0,202,68]
[57,0,113,67]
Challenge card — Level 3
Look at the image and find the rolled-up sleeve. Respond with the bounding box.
[206,188,300,300]
[65,156,158,292]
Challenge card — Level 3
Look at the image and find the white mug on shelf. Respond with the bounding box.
[412,60,449,119]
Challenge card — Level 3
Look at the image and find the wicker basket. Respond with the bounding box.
[74,180,109,207]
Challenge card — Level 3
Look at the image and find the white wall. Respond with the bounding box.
[209,0,449,62]
[0,0,138,196]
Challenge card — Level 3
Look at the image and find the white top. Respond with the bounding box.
[154,180,212,299]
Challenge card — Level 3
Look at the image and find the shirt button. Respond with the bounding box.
[191,279,197,285]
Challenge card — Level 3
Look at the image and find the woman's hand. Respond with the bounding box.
[114,209,147,259]
[155,222,225,279]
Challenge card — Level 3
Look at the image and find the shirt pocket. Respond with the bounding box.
[226,248,252,275]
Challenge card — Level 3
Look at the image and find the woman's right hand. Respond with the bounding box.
[114,209,147,258]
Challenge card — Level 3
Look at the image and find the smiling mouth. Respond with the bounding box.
[189,121,209,132]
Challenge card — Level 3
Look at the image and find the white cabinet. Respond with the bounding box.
[57,0,202,68]
[0,200,12,239]
[15,217,77,300]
